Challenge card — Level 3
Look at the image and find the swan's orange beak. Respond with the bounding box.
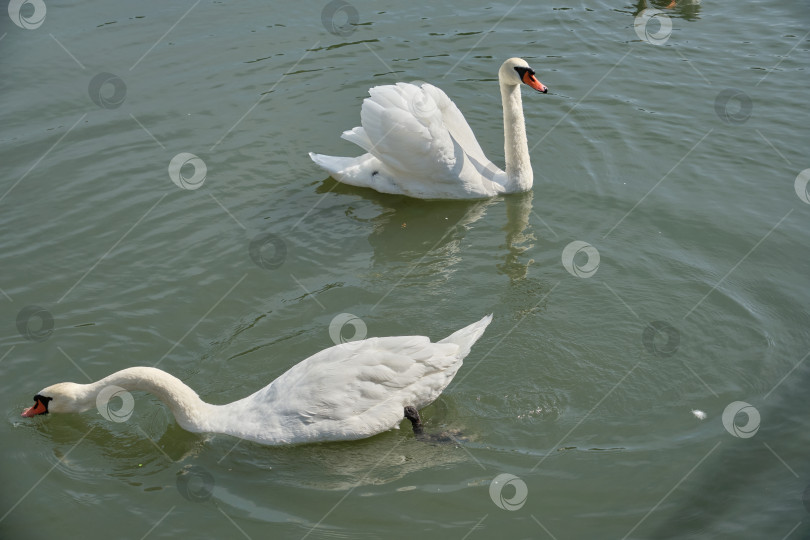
[21,396,49,417]
[522,71,547,93]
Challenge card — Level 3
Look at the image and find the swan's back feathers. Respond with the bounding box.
[360,83,454,176]
[233,316,492,444]
[419,83,489,165]
[254,336,456,425]
[310,82,507,199]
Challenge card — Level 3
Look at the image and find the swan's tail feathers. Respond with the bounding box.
[340,127,374,154]
[439,314,493,358]
[308,125,373,179]
[308,152,357,179]
[309,152,406,195]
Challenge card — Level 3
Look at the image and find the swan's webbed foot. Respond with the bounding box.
[404,406,468,445]
[404,406,424,437]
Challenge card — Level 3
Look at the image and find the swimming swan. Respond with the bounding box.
[21,315,492,445]
[309,58,548,199]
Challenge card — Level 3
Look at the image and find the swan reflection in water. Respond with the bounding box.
[317,179,539,289]
[498,190,537,283]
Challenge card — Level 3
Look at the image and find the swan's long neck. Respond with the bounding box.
[499,81,533,192]
[83,367,213,432]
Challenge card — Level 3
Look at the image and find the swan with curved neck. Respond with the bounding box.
[21,315,492,445]
[309,58,548,199]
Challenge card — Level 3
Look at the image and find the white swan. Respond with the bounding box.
[309,57,548,199]
[21,315,492,445]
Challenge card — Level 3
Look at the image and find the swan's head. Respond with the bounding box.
[21,382,91,417]
[499,57,547,93]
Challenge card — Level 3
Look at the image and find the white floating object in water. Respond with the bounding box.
[692,409,707,420]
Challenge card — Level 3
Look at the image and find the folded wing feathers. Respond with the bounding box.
[281,336,461,425]
[357,83,457,177]
[311,78,505,199]
[238,317,492,442]
[340,126,373,154]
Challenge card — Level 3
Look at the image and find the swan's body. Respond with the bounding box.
[22,315,492,446]
[309,58,548,199]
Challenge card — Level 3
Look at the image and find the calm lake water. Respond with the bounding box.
[2,0,809,538]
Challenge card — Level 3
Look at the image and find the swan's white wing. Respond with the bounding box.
[351,83,504,197]
[249,336,463,443]
[309,82,507,198]
[419,83,490,165]
[359,84,454,176]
